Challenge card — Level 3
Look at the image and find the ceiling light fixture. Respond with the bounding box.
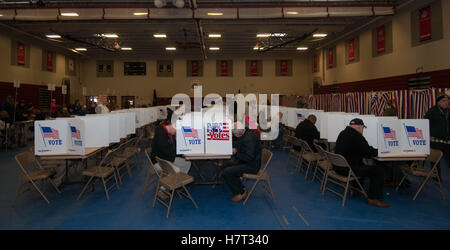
[154,34,167,38]
[166,47,176,51]
[207,12,223,16]
[121,47,132,51]
[313,33,328,38]
[46,34,61,38]
[209,47,220,51]
[133,12,148,16]
[286,11,298,15]
[208,34,221,38]
[60,12,79,17]
[75,48,87,51]
[102,33,119,38]
[297,47,308,51]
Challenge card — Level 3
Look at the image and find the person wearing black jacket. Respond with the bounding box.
[221,122,262,202]
[294,114,320,152]
[334,118,389,208]
[150,120,191,174]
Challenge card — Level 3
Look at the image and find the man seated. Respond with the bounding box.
[150,120,191,174]
[294,114,321,152]
[221,122,262,202]
[334,118,389,208]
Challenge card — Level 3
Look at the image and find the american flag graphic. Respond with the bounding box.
[405,126,423,140]
[70,126,81,140]
[41,126,59,139]
[382,126,396,140]
[182,126,198,138]
[297,113,305,120]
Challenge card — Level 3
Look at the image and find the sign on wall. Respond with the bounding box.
[17,42,25,65]
[419,6,432,41]
[377,25,386,53]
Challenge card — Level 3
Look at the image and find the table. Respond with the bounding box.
[374,154,428,187]
[184,154,231,186]
[37,147,106,188]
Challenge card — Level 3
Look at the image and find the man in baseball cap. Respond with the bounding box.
[334,118,389,208]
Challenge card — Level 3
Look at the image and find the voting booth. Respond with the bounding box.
[35,119,85,155]
[157,106,168,120]
[287,108,309,128]
[399,119,430,155]
[204,110,233,155]
[176,112,204,154]
[78,115,110,147]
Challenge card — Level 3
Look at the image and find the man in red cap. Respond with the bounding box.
[424,92,450,178]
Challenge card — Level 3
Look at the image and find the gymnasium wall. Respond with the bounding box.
[311,0,450,88]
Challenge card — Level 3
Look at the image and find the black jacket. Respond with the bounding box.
[334,126,378,173]
[233,129,262,170]
[151,124,176,164]
[294,119,320,152]
[424,106,449,141]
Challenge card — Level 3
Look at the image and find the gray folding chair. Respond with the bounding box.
[242,148,275,205]
[297,139,323,179]
[153,157,198,219]
[322,151,368,207]
[77,149,120,201]
[13,151,61,205]
[285,136,303,170]
[312,143,331,191]
[396,148,445,200]
[142,147,161,195]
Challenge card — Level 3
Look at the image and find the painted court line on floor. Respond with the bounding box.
[293,206,310,226]
[282,215,289,226]
[263,192,285,230]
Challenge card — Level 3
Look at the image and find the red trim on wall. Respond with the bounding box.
[0,81,70,110]
[313,69,450,94]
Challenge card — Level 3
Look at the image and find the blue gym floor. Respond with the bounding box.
[1,141,449,230]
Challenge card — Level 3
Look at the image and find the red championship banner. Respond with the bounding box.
[250,60,258,75]
[220,60,228,76]
[280,60,288,76]
[377,26,386,53]
[313,55,318,72]
[348,39,355,62]
[328,48,334,68]
[17,42,25,65]
[191,61,199,76]
[47,51,53,71]
[419,7,432,41]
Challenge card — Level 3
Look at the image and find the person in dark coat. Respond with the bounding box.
[221,122,262,203]
[150,120,191,174]
[294,114,321,152]
[334,118,389,208]
[424,92,449,178]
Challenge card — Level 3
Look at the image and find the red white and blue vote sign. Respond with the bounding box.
[400,119,429,154]
[68,120,85,155]
[377,120,402,156]
[204,118,232,155]
[35,120,82,155]
[176,112,205,154]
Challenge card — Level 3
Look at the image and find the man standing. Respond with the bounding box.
[221,122,262,202]
[424,92,450,178]
[95,95,110,114]
[334,118,389,208]
[294,114,320,152]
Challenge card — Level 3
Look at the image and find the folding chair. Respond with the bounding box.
[142,147,160,195]
[153,157,198,219]
[120,136,142,171]
[297,139,323,179]
[242,148,275,205]
[285,136,303,170]
[77,149,120,201]
[311,143,331,191]
[396,148,445,200]
[111,140,133,184]
[321,151,368,207]
[281,127,293,152]
[13,151,61,205]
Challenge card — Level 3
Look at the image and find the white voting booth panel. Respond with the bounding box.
[287,108,309,128]
[35,120,85,155]
[204,114,232,155]
[103,113,121,143]
[344,114,379,148]
[320,112,347,142]
[399,119,430,155]
[176,112,204,154]
[148,107,158,123]
[306,110,325,139]
[278,106,289,126]
[377,119,402,156]
[157,106,168,120]
[79,115,110,147]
